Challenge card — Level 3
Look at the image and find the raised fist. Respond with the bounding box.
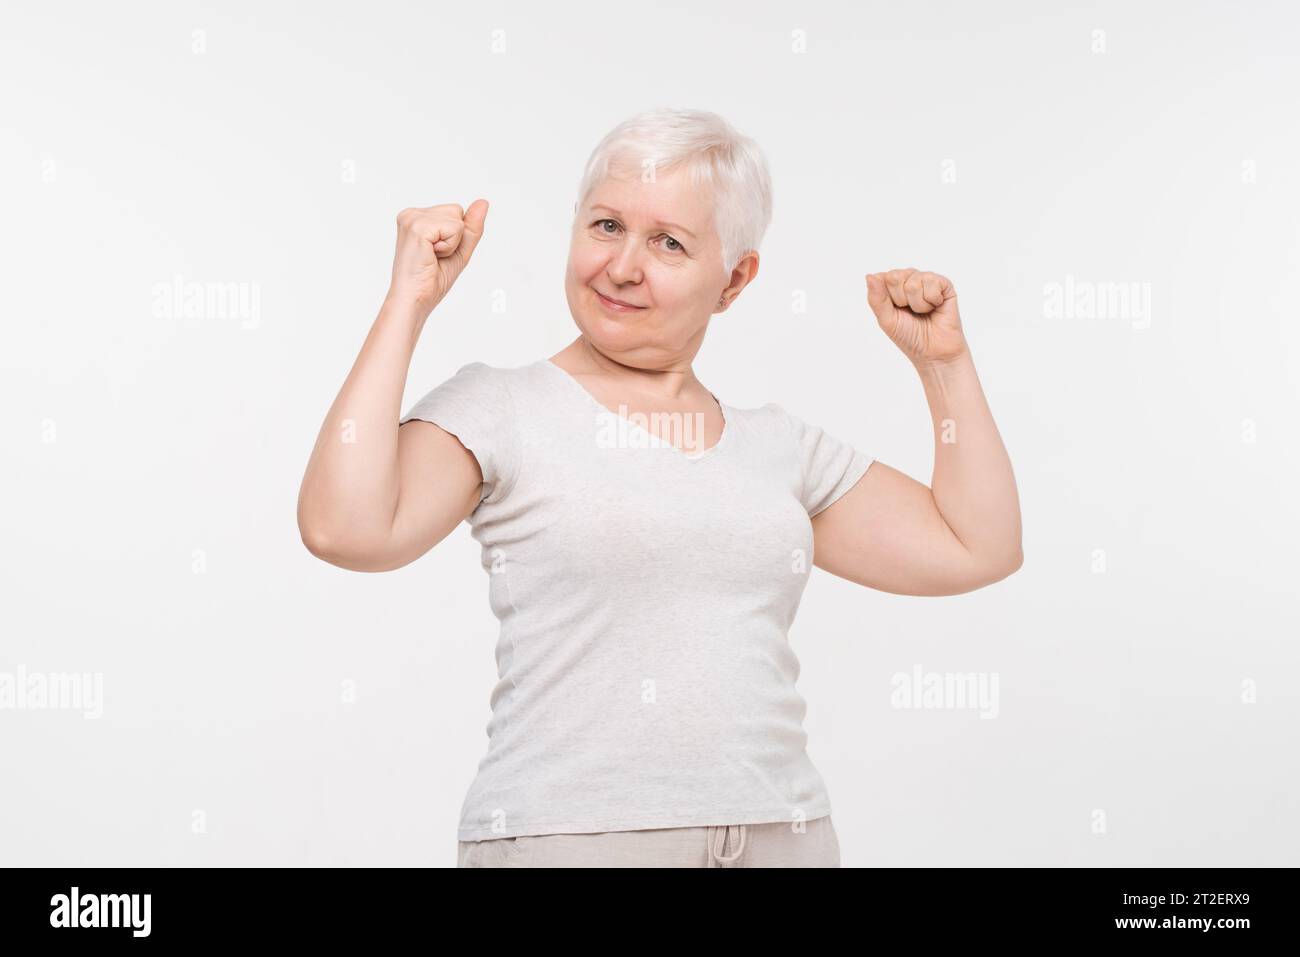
[866,268,968,366]
[387,200,489,317]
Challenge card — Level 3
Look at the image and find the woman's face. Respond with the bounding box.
[564,165,739,368]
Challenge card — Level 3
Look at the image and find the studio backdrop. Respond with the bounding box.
[2,0,1297,865]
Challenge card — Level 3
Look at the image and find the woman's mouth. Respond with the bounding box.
[594,289,646,313]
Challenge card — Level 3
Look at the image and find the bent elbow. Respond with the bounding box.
[297,511,356,565]
[299,521,341,563]
[984,545,1024,585]
[945,546,1022,595]
[298,521,409,572]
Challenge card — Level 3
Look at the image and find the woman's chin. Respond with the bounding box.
[575,313,656,353]
[589,309,645,332]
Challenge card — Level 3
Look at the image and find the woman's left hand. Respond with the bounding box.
[866,268,968,367]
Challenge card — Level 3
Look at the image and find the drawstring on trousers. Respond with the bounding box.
[709,824,747,865]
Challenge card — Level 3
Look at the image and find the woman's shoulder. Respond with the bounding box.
[727,398,795,429]
[724,399,858,453]
[436,358,547,394]
[405,360,541,424]
[713,398,797,446]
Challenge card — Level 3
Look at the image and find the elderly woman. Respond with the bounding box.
[297,108,1022,868]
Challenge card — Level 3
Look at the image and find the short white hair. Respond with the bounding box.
[574,107,773,277]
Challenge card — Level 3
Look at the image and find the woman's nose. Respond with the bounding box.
[606,240,644,285]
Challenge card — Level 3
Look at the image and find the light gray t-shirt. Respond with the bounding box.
[399,358,873,842]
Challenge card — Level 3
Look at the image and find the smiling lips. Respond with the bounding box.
[594,289,646,312]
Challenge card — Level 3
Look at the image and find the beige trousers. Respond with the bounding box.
[457,815,840,868]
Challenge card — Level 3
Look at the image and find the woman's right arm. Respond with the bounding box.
[296,201,489,572]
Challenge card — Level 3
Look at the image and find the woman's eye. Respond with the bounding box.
[592,220,684,254]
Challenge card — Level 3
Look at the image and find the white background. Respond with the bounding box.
[2,0,1297,866]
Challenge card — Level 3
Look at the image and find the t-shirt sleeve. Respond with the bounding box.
[398,361,522,509]
[774,404,874,517]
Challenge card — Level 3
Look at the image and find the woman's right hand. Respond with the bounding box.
[386,200,489,319]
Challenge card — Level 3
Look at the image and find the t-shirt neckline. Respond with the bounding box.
[536,358,731,461]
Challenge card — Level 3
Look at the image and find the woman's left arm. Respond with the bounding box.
[810,268,1023,596]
